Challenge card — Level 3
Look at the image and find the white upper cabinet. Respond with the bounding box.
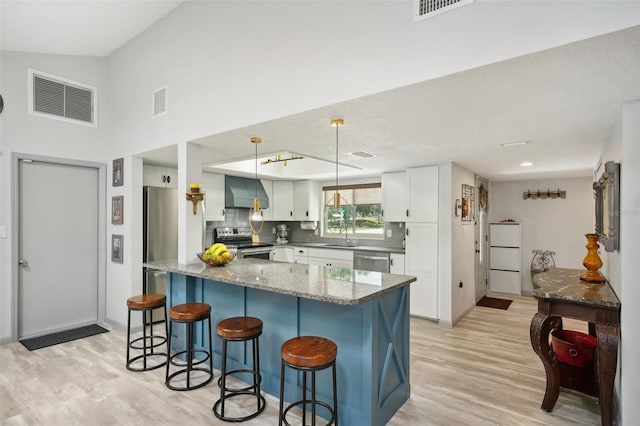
[260,179,273,221]
[293,180,320,221]
[406,166,438,223]
[143,165,178,188]
[272,180,294,220]
[381,171,407,222]
[201,172,225,221]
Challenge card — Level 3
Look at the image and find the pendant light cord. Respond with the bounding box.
[335,123,339,189]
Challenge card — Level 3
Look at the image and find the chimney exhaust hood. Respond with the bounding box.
[225,175,269,209]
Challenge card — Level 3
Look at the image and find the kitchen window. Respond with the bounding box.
[322,183,383,239]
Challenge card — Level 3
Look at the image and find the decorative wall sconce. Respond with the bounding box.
[261,154,304,166]
[186,183,204,215]
[523,189,566,200]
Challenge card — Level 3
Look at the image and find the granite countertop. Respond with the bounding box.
[532,268,620,309]
[282,242,405,254]
[144,258,416,305]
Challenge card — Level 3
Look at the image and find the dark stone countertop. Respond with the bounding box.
[532,268,620,309]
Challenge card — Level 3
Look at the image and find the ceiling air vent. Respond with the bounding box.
[29,69,97,127]
[153,86,167,117]
[415,0,474,21]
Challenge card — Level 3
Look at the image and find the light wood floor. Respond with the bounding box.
[0,295,600,425]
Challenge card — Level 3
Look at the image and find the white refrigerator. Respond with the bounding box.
[488,222,521,295]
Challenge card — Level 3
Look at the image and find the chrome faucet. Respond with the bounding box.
[344,221,357,247]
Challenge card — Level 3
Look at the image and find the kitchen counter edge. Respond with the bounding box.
[144,258,416,305]
[275,243,405,253]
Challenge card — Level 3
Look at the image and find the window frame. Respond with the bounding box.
[321,182,383,240]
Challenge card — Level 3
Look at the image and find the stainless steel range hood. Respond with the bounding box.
[225,175,269,209]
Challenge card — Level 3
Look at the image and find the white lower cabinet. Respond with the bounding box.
[307,248,353,269]
[271,247,294,263]
[293,247,308,264]
[390,253,405,275]
[406,223,438,319]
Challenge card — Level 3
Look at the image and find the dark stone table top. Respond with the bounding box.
[532,268,620,309]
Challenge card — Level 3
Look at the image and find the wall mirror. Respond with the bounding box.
[593,161,620,252]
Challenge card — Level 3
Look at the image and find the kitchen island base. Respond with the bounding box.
[167,272,410,426]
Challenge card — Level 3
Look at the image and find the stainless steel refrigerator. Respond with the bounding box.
[143,186,178,320]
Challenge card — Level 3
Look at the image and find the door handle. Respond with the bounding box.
[19,259,29,268]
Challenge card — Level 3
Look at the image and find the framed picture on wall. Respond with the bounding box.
[112,234,123,263]
[111,196,123,225]
[113,158,124,187]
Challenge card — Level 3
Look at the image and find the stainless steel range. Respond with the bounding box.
[214,227,274,260]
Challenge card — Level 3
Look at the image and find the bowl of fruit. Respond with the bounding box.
[198,243,235,267]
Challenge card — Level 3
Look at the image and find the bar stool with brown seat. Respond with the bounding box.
[212,316,266,422]
[279,336,338,426]
[126,293,168,371]
[165,302,214,391]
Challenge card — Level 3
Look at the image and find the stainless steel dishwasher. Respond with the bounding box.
[353,250,390,273]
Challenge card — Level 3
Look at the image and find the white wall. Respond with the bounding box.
[617,100,640,425]
[450,163,476,324]
[0,52,108,341]
[489,177,593,293]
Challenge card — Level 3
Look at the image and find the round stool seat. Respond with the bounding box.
[281,336,337,368]
[217,316,263,339]
[169,302,211,322]
[127,293,166,310]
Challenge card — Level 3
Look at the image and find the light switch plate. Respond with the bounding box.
[0,226,6,239]
[387,229,392,238]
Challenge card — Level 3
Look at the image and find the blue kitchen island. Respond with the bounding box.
[144,258,416,426]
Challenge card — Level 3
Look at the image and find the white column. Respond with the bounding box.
[177,142,203,264]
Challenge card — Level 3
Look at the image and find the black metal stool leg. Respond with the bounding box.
[165,320,173,384]
[279,360,286,426]
[126,309,132,365]
[332,362,338,426]
[255,337,261,411]
[219,339,228,417]
[302,370,307,425]
[311,370,317,426]
[186,321,193,389]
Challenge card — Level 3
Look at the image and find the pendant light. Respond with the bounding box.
[331,118,344,214]
[249,137,264,233]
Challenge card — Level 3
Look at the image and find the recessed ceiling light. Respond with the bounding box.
[501,140,531,147]
[520,161,533,167]
[349,151,375,158]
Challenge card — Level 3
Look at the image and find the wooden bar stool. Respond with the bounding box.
[165,302,213,391]
[213,316,266,422]
[279,336,338,426]
[126,294,168,371]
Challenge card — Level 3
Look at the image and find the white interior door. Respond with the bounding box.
[18,160,99,338]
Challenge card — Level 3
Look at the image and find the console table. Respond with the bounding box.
[530,268,620,426]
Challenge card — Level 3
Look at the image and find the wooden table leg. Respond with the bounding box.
[530,312,563,412]
[595,322,619,426]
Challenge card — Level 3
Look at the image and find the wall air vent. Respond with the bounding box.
[153,86,167,117]
[28,69,97,127]
[415,0,474,21]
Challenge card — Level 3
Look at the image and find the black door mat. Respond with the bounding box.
[476,296,513,310]
[19,324,109,351]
